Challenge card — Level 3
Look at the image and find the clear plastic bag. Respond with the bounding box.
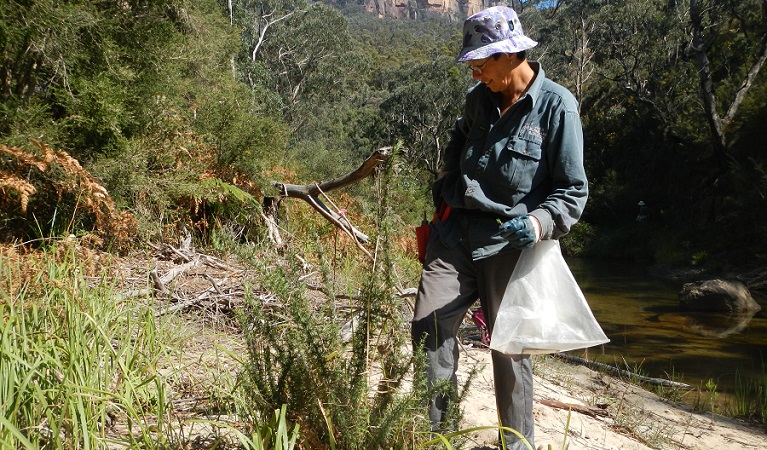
[490,240,610,355]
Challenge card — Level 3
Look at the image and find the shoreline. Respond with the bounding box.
[456,345,765,450]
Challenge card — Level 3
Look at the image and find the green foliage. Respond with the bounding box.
[732,366,767,427]
[560,221,595,258]
[252,405,301,450]
[0,245,179,448]
[0,0,186,160]
[1,0,290,242]
[194,83,289,178]
[2,0,767,269]
[237,252,429,449]
[377,58,472,176]
[342,9,460,69]
[236,157,431,449]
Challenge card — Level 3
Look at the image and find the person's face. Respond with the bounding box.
[467,54,514,92]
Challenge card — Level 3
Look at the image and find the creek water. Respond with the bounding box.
[566,257,767,408]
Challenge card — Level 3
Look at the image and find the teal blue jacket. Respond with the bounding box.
[433,62,588,259]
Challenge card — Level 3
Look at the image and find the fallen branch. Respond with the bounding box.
[261,212,283,247]
[117,254,204,301]
[150,268,169,295]
[159,257,201,285]
[271,147,390,257]
[538,398,608,418]
[553,353,693,389]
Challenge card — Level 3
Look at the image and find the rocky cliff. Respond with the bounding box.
[359,0,499,21]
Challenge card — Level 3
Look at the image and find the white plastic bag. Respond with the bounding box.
[490,240,609,355]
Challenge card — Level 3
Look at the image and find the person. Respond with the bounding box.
[411,6,588,450]
[636,200,649,223]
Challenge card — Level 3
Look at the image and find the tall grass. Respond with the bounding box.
[0,245,176,449]
[733,363,767,431]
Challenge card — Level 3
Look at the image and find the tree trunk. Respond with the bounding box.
[689,0,767,171]
[689,0,728,169]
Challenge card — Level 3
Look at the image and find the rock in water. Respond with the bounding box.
[679,279,761,313]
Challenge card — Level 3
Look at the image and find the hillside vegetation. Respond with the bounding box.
[2,0,766,267]
[2,0,766,448]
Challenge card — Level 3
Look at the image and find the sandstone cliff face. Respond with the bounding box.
[361,0,498,21]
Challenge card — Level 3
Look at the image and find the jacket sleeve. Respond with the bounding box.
[530,106,588,240]
[441,116,468,174]
[432,91,473,207]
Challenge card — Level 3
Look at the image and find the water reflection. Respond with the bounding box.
[566,257,767,397]
[684,310,760,338]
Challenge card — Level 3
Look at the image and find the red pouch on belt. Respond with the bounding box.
[415,204,451,264]
[416,220,430,263]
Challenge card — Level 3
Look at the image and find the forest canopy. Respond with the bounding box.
[2,0,766,269]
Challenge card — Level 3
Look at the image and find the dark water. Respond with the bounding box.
[566,257,767,402]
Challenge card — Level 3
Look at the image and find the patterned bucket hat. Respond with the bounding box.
[456,6,538,62]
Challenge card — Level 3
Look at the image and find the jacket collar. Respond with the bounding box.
[483,61,545,112]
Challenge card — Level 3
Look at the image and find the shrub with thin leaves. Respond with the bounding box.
[236,153,433,449]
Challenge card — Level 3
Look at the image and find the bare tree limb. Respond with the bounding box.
[538,399,608,418]
[260,212,284,247]
[724,36,767,124]
[272,147,391,257]
[553,353,693,389]
[275,147,390,196]
[689,0,767,168]
[251,10,304,61]
[690,0,728,162]
[150,268,169,295]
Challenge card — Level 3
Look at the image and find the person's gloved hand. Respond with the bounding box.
[497,215,538,249]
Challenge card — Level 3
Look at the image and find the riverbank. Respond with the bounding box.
[456,344,765,450]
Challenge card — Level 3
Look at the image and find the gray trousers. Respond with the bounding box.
[412,237,534,450]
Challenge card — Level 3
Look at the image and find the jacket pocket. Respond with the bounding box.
[507,138,542,161]
[497,138,542,192]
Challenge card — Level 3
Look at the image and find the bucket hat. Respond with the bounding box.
[456,6,538,62]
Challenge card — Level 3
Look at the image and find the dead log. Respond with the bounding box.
[270,147,391,257]
[553,353,693,390]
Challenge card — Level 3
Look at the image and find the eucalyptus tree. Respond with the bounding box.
[589,0,696,137]
[584,0,766,168]
[227,0,356,132]
[549,0,767,260]
[524,0,603,108]
[688,0,767,169]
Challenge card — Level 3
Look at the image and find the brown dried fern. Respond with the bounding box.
[0,143,136,248]
[0,173,37,213]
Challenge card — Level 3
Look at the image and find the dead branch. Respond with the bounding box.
[156,290,213,317]
[553,353,693,389]
[260,212,283,246]
[271,147,390,256]
[538,399,608,418]
[154,276,232,317]
[159,257,202,284]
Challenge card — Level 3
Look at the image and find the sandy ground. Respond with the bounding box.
[107,249,765,450]
[454,344,765,450]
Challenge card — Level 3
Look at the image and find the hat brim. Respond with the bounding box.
[456,37,538,62]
